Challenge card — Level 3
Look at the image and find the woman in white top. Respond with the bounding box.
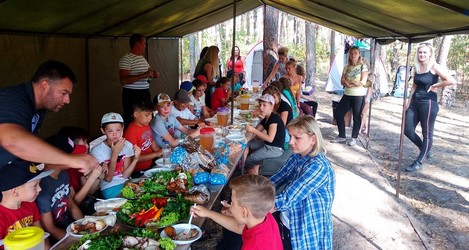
[331,46,369,147]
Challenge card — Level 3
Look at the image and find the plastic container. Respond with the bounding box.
[199,127,216,154]
[4,226,45,250]
[240,94,250,110]
[216,107,230,127]
[162,141,171,166]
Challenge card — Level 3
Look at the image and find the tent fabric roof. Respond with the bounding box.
[0,0,468,39]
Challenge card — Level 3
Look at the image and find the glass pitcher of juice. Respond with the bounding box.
[240,94,250,110]
[199,127,215,154]
[216,107,230,127]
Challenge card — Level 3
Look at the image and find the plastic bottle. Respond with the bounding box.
[162,141,171,166]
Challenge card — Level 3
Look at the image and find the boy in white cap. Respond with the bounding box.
[244,94,286,175]
[90,112,141,199]
[0,161,52,241]
[150,93,200,148]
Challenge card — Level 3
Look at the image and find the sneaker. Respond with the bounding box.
[348,138,356,146]
[330,137,347,143]
[405,161,423,172]
[426,150,433,159]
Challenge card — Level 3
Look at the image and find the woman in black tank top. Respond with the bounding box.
[404,43,456,172]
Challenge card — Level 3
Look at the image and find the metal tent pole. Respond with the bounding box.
[365,39,377,149]
[230,0,236,125]
[396,40,412,198]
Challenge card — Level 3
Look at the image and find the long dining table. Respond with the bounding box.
[50,105,258,250]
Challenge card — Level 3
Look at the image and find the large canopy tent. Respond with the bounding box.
[1,0,468,196]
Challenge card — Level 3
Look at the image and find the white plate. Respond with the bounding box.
[66,218,108,237]
[154,158,174,167]
[204,117,217,123]
[239,110,250,115]
[94,198,127,212]
[143,167,173,177]
[160,223,202,245]
[225,134,244,142]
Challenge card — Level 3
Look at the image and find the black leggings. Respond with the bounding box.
[334,95,365,138]
[404,98,439,163]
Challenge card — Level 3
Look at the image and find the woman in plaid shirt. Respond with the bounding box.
[270,116,335,250]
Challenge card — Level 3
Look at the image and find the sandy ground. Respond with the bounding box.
[192,82,469,250]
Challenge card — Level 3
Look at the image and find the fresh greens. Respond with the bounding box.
[69,229,172,250]
[159,237,176,250]
[117,170,192,228]
[156,211,179,227]
[121,185,135,199]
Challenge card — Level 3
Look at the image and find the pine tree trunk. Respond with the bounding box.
[279,12,285,45]
[246,12,251,43]
[305,21,317,87]
[263,6,279,81]
[330,30,336,65]
[189,34,196,77]
[438,35,455,107]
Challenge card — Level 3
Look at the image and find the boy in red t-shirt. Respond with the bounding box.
[191,175,283,250]
[0,161,52,244]
[124,97,162,177]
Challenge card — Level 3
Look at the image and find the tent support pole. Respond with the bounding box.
[396,40,412,198]
[180,38,183,83]
[230,0,236,125]
[365,39,377,149]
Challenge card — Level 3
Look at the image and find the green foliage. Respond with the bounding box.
[448,35,469,93]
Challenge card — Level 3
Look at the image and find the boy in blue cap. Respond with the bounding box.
[0,161,52,243]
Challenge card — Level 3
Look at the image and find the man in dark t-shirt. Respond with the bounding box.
[0,60,97,172]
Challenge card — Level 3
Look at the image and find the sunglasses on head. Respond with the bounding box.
[419,42,432,46]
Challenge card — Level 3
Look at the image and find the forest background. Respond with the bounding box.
[179,6,469,105]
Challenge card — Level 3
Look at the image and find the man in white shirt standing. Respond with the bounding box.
[119,33,160,127]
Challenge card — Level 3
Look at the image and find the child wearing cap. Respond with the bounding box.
[189,78,214,118]
[190,175,283,250]
[124,98,163,178]
[90,112,141,199]
[150,93,200,148]
[35,135,84,243]
[172,89,207,130]
[244,94,286,175]
[0,161,52,243]
[211,77,232,110]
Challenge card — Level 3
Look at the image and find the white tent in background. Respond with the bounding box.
[378,57,389,96]
[245,41,263,88]
[325,52,344,93]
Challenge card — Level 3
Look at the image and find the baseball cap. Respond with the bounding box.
[195,75,208,85]
[180,81,194,93]
[101,112,124,126]
[0,161,53,191]
[173,89,191,103]
[46,135,75,153]
[154,93,171,106]
[258,94,275,105]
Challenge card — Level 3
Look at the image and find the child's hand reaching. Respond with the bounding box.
[190,204,211,218]
[245,124,255,133]
[220,200,233,216]
[88,164,104,181]
[133,145,142,159]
